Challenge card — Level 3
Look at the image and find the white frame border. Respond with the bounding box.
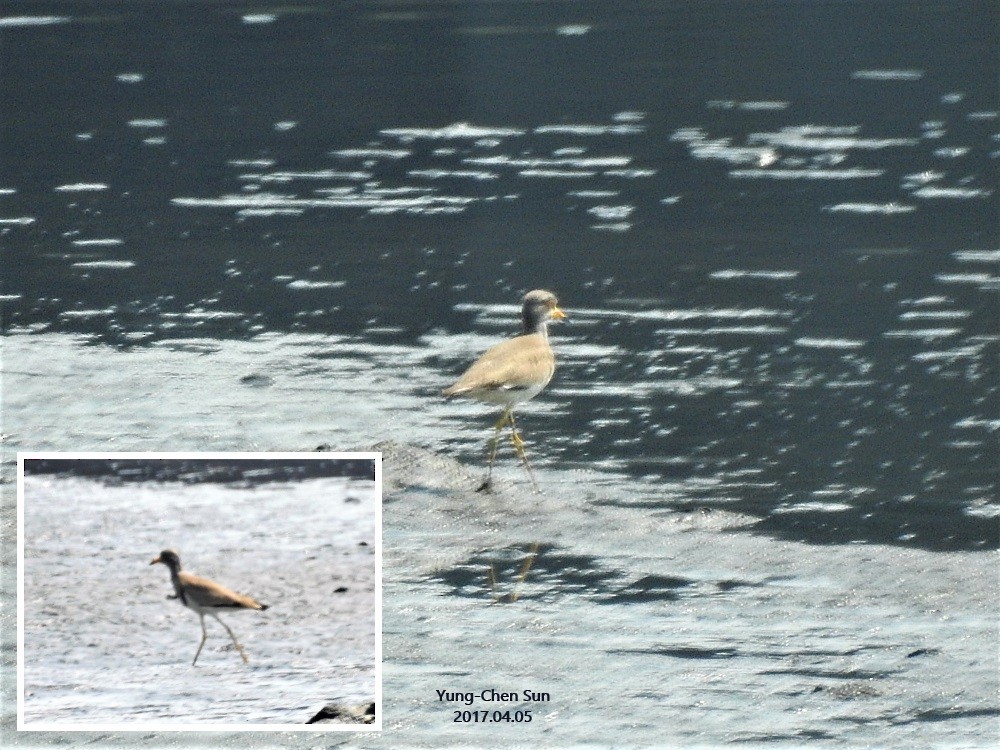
[16,450,383,734]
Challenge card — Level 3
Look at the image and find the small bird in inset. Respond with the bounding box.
[443,289,566,490]
[150,549,268,666]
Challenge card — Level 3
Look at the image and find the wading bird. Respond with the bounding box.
[443,289,566,490]
[150,549,268,666]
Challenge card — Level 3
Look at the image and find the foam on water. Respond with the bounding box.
[711,269,800,280]
[242,13,277,24]
[381,123,526,140]
[127,118,167,128]
[954,250,1000,263]
[0,15,70,26]
[913,186,992,199]
[534,123,645,135]
[730,167,885,179]
[825,202,916,214]
[794,337,866,349]
[69,260,136,269]
[749,129,920,150]
[54,183,109,192]
[71,238,124,246]
[852,69,924,80]
[285,279,347,290]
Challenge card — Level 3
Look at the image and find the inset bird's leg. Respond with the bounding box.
[508,410,539,492]
[192,613,208,666]
[213,613,250,664]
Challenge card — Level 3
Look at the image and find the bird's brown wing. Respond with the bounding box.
[179,571,267,610]
[443,333,555,396]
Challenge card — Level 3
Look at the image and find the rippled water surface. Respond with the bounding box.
[2,0,997,747]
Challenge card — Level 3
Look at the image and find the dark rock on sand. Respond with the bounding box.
[306,701,376,724]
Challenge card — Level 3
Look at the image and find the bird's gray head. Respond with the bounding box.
[150,549,181,569]
[521,289,566,334]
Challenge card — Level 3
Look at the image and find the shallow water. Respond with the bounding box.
[380,446,997,748]
[2,0,998,747]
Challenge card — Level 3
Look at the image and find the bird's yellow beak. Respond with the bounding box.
[150,556,162,566]
[551,305,567,320]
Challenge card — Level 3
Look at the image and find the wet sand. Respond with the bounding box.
[5,439,995,746]
[19,473,378,727]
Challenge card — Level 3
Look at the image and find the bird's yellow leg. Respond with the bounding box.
[493,407,514,432]
[213,614,249,664]
[508,411,539,492]
[483,407,512,485]
[192,614,208,666]
[507,409,523,454]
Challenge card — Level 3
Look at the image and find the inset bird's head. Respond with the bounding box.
[150,549,181,569]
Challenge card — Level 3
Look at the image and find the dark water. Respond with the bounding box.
[22,455,375,483]
[4,0,996,550]
[2,1,998,746]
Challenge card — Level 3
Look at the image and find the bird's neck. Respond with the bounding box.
[522,317,548,338]
[167,566,185,599]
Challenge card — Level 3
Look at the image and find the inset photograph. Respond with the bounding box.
[17,452,381,732]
